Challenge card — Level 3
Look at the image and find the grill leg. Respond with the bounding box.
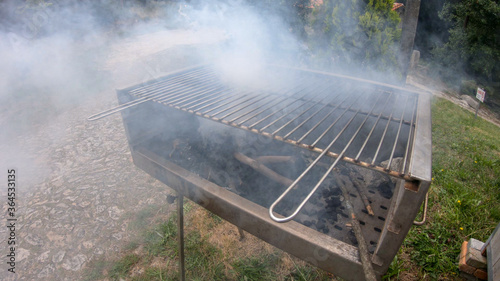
[177,191,186,281]
[237,227,245,240]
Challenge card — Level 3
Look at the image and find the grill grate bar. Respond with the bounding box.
[219,94,274,120]
[295,92,353,143]
[371,95,409,166]
[228,76,312,124]
[401,98,418,175]
[385,95,413,171]
[246,88,319,129]
[229,95,284,123]
[208,94,260,117]
[236,80,320,127]
[165,84,224,106]
[270,91,383,222]
[309,93,363,148]
[132,71,217,102]
[282,97,341,139]
[271,98,329,136]
[179,88,230,108]
[187,89,237,111]
[259,83,335,133]
[87,70,214,121]
[201,93,250,114]
[152,75,222,104]
[130,68,212,95]
[235,95,290,125]
[354,93,394,162]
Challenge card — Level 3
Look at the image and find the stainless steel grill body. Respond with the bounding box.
[116,65,432,280]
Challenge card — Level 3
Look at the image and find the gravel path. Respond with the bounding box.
[0,28,224,281]
[407,69,500,127]
[1,96,174,281]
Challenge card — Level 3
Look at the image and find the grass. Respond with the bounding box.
[109,254,141,280]
[83,97,499,281]
[384,97,500,280]
[231,254,280,280]
[83,200,331,281]
[144,214,179,257]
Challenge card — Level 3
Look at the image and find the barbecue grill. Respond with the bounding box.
[89,64,432,280]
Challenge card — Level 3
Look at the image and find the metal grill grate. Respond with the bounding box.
[123,66,417,174]
[89,64,420,223]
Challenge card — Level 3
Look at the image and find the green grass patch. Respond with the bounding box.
[82,258,110,281]
[385,97,500,279]
[128,204,162,231]
[132,265,172,281]
[231,254,280,281]
[144,214,179,257]
[84,203,332,281]
[109,254,141,280]
[285,265,331,281]
[184,231,226,280]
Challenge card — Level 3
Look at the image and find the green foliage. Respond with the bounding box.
[460,79,479,96]
[308,0,401,77]
[433,0,500,96]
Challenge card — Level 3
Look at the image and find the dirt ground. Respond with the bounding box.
[1,27,497,281]
[407,67,500,127]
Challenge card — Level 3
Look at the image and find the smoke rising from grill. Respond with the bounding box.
[0,1,428,280]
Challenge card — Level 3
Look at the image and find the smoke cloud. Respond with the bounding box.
[0,1,410,279]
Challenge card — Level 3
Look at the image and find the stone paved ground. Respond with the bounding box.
[0,28,224,281]
[1,96,174,281]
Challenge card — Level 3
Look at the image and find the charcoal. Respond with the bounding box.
[150,119,395,247]
[316,221,325,230]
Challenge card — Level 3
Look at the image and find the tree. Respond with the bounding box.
[433,0,500,95]
[307,0,401,79]
[414,0,450,58]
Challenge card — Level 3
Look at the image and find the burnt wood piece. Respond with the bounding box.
[234,152,293,187]
[352,176,375,216]
[335,172,377,281]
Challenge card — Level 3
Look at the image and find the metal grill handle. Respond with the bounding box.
[269,93,385,223]
[87,98,152,121]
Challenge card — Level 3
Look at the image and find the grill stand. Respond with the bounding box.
[177,190,186,281]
